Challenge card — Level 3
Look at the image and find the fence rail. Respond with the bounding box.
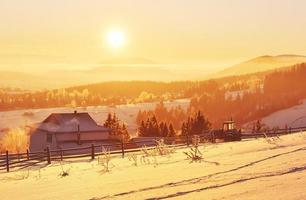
[1,126,306,172]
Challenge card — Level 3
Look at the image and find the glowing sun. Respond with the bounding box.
[106,29,126,49]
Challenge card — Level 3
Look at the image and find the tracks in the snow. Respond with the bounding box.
[91,146,306,200]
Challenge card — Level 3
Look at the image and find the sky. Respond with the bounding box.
[0,0,306,73]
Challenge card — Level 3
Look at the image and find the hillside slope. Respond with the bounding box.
[211,55,306,78]
[260,100,306,129]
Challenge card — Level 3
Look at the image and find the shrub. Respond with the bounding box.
[263,132,281,148]
[184,135,203,162]
[140,146,158,167]
[98,147,114,172]
[0,128,28,153]
[154,139,175,156]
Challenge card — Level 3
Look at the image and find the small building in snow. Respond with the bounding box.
[29,111,114,152]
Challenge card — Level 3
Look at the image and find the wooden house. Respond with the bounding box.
[29,111,114,152]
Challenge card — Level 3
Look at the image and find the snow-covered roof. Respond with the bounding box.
[31,112,110,133]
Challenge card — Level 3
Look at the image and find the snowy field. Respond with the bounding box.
[0,99,189,138]
[0,132,305,200]
[261,100,306,129]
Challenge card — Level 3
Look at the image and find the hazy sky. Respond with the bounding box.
[1,0,306,72]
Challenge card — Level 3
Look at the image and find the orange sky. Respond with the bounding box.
[0,0,306,73]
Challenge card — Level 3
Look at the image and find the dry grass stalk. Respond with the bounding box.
[140,146,158,167]
[14,170,30,180]
[128,153,138,166]
[263,132,281,147]
[98,147,114,172]
[59,162,70,177]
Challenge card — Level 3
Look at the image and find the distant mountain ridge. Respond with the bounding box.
[210,54,306,78]
[99,57,157,64]
[1,54,306,90]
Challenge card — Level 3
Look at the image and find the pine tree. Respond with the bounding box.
[121,123,130,141]
[159,122,165,137]
[104,113,113,128]
[161,122,169,137]
[150,115,160,136]
[181,111,211,136]
[168,123,176,137]
[181,122,187,136]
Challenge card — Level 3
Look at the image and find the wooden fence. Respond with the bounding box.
[0,138,188,172]
[1,126,306,172]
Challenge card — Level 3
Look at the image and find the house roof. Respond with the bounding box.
[32,112,110,133]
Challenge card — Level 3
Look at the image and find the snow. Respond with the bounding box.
[1,132,306,200]
[261,100,306,129]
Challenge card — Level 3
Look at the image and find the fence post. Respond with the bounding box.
[6,150,9,172]
[60,148,63,161]
[26,149,30,160]
[121,141,125,158]
[211,132,216,144]
[186,134,190,147]
[91,144,95,159]
[46,147,51,164]
[17,153,20,162]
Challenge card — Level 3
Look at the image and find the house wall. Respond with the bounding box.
[80,131,109,141]
[30,129,110,152]
[55,131,109,142]
[29,129,57,152]
[55,132,77,142]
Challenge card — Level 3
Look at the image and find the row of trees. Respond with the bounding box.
[138,115,176,137]
[137,111,211,137]
[136,101,187,130]
[181,111,211,136]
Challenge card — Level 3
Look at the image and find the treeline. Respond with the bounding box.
[137,111,211,137]
[136,101,187,130]
[0,81,192,111]
[0,75,262,111]
[138,115,176,137]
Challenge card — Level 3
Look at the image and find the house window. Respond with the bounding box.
[47,133,53,143]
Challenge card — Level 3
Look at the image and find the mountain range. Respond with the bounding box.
[1,54,306,90]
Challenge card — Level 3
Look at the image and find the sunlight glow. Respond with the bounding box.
[106,29,126,49]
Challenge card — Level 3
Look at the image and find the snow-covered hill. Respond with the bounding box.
[260,100,306,129]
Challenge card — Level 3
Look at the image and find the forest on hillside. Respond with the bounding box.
[1,63,306,132]
[0,75,260,111]
[136,63,306,129]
